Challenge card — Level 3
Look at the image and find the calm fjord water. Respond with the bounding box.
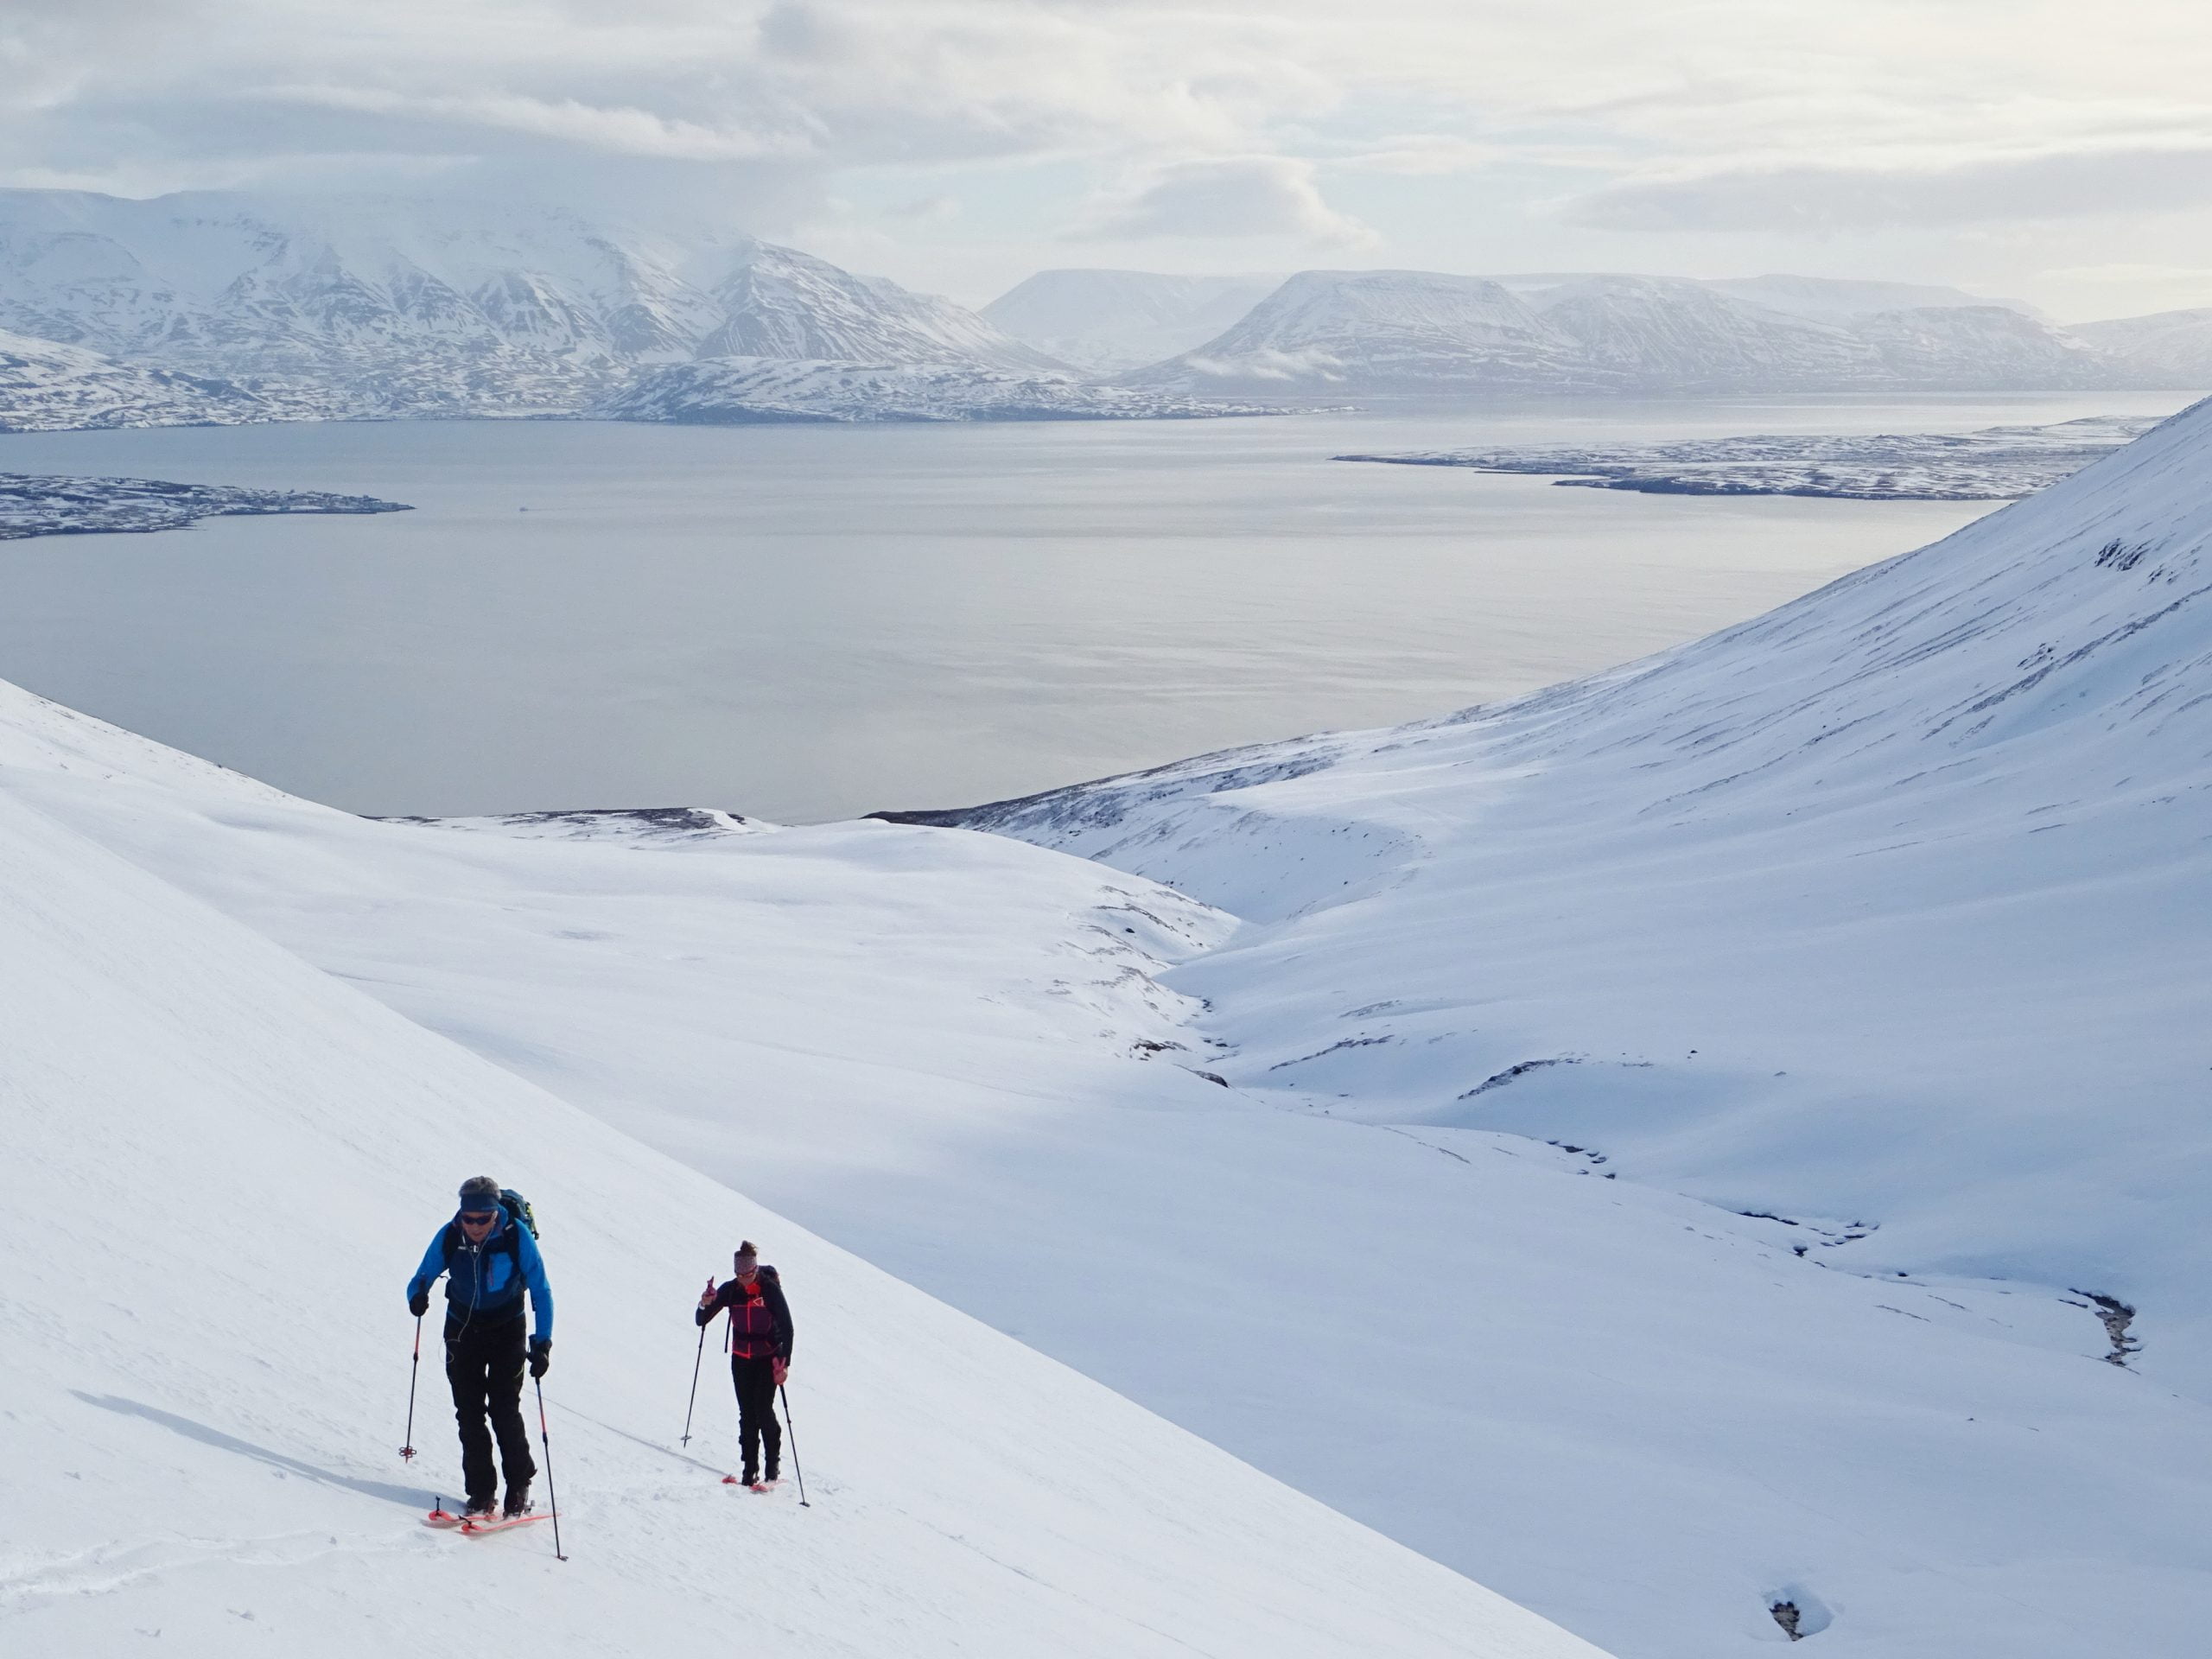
[0,394,2189,822]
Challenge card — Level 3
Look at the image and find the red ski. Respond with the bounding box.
[461,1510,550,1536]
[721,1475,777,1493]
[423,1507,462,1529]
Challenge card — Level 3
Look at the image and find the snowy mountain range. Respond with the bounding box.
[1120,267,2137,394]
[0,189,1072,424]
[12,398,2212,1655]
[0,188,2203,431]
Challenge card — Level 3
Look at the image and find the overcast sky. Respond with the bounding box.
[5,0,2210,319]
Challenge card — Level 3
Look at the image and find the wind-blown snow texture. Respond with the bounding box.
[0,695,1598,1656]
[1338,414,2159,500]
[13,404,2212,1658]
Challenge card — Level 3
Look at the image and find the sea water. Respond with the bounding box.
[0,392,2190,821]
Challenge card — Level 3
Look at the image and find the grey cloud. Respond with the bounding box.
[1567,146,2212,232]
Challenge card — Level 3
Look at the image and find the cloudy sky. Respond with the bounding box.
[5,0,2210,319]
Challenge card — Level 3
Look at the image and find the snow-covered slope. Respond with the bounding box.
[1126,269,1601,393]
[594,354,1271,423]
[1131,268,2157,394]
[981,270,1282,372]
[701,243,1063,371]
[1697,274,2041,323]
[0,326,266,429]
[2073,306,2212,384]
[0,696,1597,1656]
[1522,275,1875,388]
[912,395,2212,1385]
[1855,304,2114,387]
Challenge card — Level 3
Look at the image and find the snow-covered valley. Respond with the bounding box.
[10,398,2212,1656]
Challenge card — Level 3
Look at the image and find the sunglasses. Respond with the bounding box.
[458,1211,498,1225]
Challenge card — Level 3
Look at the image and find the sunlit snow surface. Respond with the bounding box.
[0,705,1594,1656]
[10,397,2212,1656]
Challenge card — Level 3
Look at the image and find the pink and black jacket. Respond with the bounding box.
[696,1266,793,1362]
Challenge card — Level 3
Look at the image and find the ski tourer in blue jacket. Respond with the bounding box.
[405,1193,555,1345]
[405,1176,556,1519]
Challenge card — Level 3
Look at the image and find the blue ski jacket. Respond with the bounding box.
[406,1210,554,1341]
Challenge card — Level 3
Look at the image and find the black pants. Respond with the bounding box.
[446,1313,535,1503]
[732,1354,782,1480]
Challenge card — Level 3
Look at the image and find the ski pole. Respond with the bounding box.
[778,1382,810,1508]
[400,1313,423,1462]
[534,1375,569,1561]
[680,1275,712,1446]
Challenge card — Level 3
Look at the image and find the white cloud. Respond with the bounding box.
[1082,156,1374,247]
[5,0,2212,307]
[266,86,811,162]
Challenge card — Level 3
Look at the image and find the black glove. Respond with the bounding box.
[529,1338,551,1379]
[409,1287,430,1318]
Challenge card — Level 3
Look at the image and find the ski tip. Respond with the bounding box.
[423,1509,461,1529]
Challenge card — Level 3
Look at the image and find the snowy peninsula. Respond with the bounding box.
[1334,414,2158,499]
[0,472,410,539]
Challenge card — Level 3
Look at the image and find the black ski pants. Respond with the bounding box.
[731,1353,782,1479]
[445,1312,535,1503]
